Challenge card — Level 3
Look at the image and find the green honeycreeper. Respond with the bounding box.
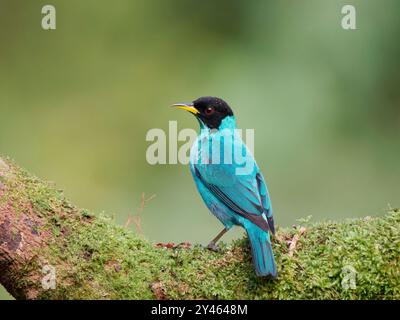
[173,96,277,278]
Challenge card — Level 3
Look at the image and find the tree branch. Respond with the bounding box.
[0,156,399,299]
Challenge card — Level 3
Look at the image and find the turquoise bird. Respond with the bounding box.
[174,97,277,278]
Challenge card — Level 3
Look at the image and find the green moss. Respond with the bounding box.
[1,157,399,299]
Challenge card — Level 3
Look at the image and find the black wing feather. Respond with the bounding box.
[194,168,270,233]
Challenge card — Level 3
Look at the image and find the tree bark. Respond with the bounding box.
[0,156,399,300]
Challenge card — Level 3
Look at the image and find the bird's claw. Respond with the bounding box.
[205,242,220,252]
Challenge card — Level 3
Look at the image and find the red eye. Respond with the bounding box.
[205,107,215,116]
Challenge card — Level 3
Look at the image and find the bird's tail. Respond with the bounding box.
[244,221,277,278]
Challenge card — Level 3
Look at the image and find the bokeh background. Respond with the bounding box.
[1,0,399,299]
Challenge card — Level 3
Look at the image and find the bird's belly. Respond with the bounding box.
[195,180,238,229]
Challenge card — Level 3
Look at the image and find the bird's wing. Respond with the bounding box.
[255,171,275,234]
[192,161,274,234]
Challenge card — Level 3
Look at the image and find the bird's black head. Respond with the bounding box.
[174,96,234,130]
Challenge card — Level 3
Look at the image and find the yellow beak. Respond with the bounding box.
[172,103,199,115]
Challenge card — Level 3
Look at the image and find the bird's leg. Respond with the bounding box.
[206,228,228,251]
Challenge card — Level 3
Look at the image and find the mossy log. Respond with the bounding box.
[0,156,399,300]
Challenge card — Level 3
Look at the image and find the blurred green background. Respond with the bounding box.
[1,0,399,299]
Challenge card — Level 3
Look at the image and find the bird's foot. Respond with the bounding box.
[205,242,220,252]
